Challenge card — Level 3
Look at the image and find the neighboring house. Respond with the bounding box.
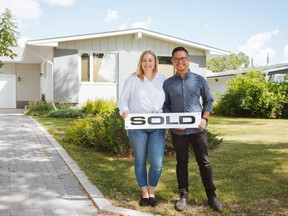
[207,63,288,101]
[0,28,229,109]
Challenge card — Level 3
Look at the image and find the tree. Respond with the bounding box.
[0,8,19,68]
[207,51,250,72]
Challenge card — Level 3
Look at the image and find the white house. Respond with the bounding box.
[207,63,288,101]
[0,28,230,109]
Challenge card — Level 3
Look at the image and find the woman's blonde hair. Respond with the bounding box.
[135,50,159,81]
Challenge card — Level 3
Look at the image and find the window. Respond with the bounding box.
[81,52,116,83]
[158,56,175,78]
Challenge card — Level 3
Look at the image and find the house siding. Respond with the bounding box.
[53,48,79,103]
[58,34,205,56]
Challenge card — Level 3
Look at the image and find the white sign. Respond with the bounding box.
[125,112,201,129]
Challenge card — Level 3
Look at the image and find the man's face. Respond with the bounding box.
[171,51,190,72]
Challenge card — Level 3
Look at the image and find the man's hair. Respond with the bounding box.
[172,47,189,56]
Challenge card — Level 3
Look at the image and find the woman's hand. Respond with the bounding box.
[122,110,129,120]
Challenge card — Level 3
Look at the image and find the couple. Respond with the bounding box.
[118,47,223,212]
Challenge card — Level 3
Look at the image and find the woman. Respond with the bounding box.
[118,50,166,207]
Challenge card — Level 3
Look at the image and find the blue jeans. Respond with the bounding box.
[127,129,166,189]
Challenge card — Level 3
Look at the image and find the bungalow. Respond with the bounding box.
[207,63,288,101]
[0,28,229,109]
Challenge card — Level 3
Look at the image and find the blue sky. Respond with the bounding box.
[1,0,288,66]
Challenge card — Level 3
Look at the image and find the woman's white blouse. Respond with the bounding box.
[118,73,166,115]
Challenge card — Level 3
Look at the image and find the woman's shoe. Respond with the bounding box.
[139,198,150,206]
[149,197,157,207]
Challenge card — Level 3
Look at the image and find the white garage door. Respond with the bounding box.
[0,75,16,108]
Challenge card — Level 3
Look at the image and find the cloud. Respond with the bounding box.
[131,17,152,29]
[0,0,43,21]
[104,9,119,23]
[238,29,279,66]
[41,0,74,7]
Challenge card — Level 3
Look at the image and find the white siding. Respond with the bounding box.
[58,34,205,56]
[78,83,117,105]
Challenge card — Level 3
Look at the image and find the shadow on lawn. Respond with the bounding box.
[212,140,288,215]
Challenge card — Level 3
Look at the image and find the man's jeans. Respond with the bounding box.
[171,130,216,198]
[127,129,166,189]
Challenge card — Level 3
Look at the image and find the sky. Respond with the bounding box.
[1,0,288,66]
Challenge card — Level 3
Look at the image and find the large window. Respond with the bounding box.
[81,52,116,83]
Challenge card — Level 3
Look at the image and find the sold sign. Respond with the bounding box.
[125,112,201,129]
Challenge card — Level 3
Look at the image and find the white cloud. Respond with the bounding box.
[238,29,279,66]
[41,0,74,7]
[131,17,152,29]
[283,44,288,63]
[104,9,119,23]
[0,0,43,21]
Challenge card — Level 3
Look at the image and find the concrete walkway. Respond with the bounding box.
[0,110,153,216]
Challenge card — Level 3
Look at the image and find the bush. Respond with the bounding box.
[47,109,85,118]
[81,99,116,116]
[25,100,54,116]
[213,71,286,118]
[65,117,101,148]
[65,108,130,155]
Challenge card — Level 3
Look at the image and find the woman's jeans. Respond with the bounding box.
[127,129,166,189]
[171,130,216,198]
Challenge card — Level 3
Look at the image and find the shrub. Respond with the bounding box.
[101,108,130,154]
[214,71,280,118]
[206,129,223,149]
[47,109,85,118]
[81,99,116,116]
[25,100,54,116]
[65,117,101,148]
[65,109,130,155]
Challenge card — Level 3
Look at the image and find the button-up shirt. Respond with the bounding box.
[118,73,166,115]
[163,70,214,135]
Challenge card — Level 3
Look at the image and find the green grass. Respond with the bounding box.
[34,116,288,216]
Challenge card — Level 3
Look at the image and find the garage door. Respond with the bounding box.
[0,75,16,108]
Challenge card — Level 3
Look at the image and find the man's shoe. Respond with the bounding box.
[208,197,223,212]
[175,189,188,211]
[175,197,187,211]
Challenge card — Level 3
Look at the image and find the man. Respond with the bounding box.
[163,46,223,212]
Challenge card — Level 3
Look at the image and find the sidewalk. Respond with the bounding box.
[0,111,153,216]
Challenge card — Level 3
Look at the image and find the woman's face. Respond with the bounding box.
[141,53,155,73]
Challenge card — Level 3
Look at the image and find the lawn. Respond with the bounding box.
[34,116,288,216]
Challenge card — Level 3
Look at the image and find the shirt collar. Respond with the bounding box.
[175,70,191,79]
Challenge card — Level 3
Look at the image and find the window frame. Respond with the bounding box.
[79,51,117,84]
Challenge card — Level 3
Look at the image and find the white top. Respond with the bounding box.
[118,73,166,115]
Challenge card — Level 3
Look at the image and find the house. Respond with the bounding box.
[206,63,288,101]
[0,28,229,109]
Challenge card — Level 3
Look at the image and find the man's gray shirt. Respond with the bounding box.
[163,70,214,135]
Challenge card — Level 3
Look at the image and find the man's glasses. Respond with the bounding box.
[171,57,188,63]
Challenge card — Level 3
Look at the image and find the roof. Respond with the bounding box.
[1,28,230,64]
[26,28,230,56]
[206,63,288,78]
